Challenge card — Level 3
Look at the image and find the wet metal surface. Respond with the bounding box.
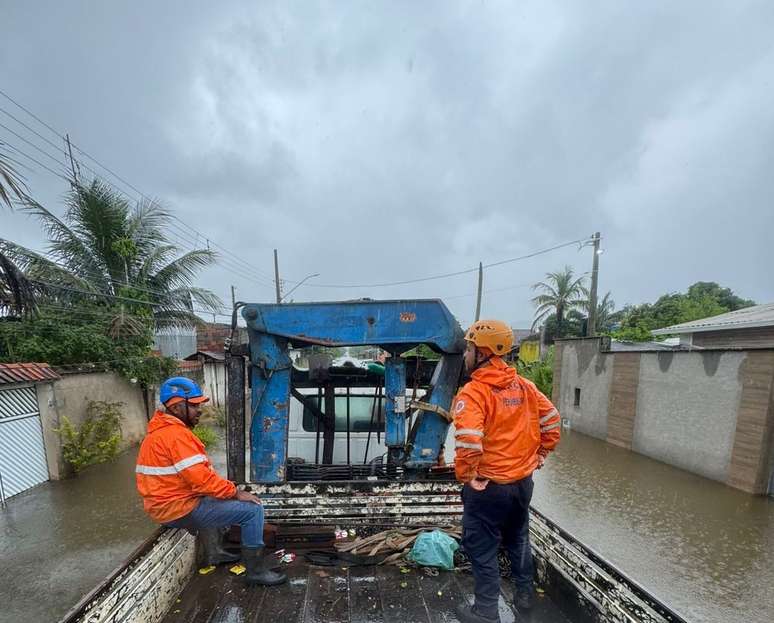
[532,431,774,623]
[0,432,227,623]
[160,561,572,623]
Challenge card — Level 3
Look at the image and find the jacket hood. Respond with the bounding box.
[471,357,518,389]
[147,411,186,433]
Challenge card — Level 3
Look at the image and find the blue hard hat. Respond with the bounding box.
[159,377,209,406]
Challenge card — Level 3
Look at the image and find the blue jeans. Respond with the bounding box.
[164,496,264,548]
[462,477,534,617]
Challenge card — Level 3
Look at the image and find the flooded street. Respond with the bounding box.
[1,429,772,622]
[0,435,227,623]
[533,431,774,623]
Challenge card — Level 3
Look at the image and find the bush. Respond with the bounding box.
[192,424,218,447]
[203,404,226,427]
[57,400,123,473]
[516,347,554,398]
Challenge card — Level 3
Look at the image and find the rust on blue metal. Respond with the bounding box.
[242,299,466,482]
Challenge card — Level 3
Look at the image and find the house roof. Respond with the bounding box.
[651,303,774,336]
[0,362,60,386]
[610,339,682,352]
[184,350,225,362]
[512,329,538,344]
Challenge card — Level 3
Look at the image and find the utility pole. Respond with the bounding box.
[474,262,483,321]
[273,249,281,304]
[586,232,601,337]
[65,134,80,183]
[231,285,236,311]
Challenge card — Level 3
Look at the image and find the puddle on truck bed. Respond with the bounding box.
[160,560,571,623]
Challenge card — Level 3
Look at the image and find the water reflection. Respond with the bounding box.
[532,431,774,623]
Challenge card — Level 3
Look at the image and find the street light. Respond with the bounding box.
[280,273,320,303]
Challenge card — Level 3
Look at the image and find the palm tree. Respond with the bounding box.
[0,146,35,315]
[531,266,587,337]
[591,291,616,333]
[2,178,221,329]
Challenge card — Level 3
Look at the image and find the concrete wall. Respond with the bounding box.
[633,351,743,481]
[555,339,613,439]
[36,372,149,479]
[555,338,774,495]
[692,326,774,349]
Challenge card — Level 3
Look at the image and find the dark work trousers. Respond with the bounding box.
[461,476,534,617]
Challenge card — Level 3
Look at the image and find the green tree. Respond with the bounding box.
[613,282,754,341]
[686,282,755,311]
[542,310,584,344]
[3,178,222,328]
[531,266,587,338]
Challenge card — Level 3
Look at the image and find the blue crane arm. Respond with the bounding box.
[241,300,466,482]
[242,299,466,353]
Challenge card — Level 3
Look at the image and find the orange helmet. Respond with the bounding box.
[465,319,513,356]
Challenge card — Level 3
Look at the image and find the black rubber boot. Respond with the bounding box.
[200,528,240,566]
[455,603,501,623]
[514,586,535,611]
[242,546,288,586]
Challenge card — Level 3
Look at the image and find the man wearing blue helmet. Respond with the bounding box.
[136,376,286,586]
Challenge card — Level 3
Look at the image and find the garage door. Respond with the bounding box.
[0,385,49,500]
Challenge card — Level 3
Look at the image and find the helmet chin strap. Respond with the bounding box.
[465,348,493,379]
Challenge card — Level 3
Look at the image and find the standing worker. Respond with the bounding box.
[135,376,287,586]
[453,321,561,622]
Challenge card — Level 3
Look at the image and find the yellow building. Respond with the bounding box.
[519,339,540,363]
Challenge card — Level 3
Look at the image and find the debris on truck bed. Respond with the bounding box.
[334,525,462,565]
[159,558,571,623]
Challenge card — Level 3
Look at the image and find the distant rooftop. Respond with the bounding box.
[651,303,774,336]
[0,362,60,386]
[610,338,682,352]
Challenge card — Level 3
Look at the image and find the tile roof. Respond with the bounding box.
[0,362,60,386]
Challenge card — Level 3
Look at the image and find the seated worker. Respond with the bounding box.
[135,376,286,586]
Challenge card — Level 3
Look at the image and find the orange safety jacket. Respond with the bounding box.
[453,357,560,484]
[136,411,236,523]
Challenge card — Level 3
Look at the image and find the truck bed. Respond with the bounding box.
[161,560,571,623]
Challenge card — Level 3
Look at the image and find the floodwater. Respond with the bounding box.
[1,429,772,622]
[0,436,227,623]
[532,431,774,623]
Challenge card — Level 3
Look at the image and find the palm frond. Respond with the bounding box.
[127,197,171,259]
[0,148,30,209]
[65,180,131,284]
[21,198,110,291]
[138,244,177,281]
[150,249,217,292]
[0,250,36,315]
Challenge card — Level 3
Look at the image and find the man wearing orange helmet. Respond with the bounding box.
[453,320,561,623]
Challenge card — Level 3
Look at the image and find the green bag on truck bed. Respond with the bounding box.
[407,530,459,570]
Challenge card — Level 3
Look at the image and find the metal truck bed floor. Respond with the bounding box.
[161,561,572,623]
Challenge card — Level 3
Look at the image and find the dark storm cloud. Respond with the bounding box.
[2,0,773,327]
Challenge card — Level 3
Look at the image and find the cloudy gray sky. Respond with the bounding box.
[2,0,773,329]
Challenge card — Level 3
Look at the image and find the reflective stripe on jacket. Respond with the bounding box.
[453,357,560,483]
[136,411,236,523]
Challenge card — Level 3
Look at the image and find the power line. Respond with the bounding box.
[0,91,280,287]
[1,241,231,309]
[443,283,534,301]
[0,88,593,296]
[2,142,68,182]
[287,238,592,289]
[27,279,226,315]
